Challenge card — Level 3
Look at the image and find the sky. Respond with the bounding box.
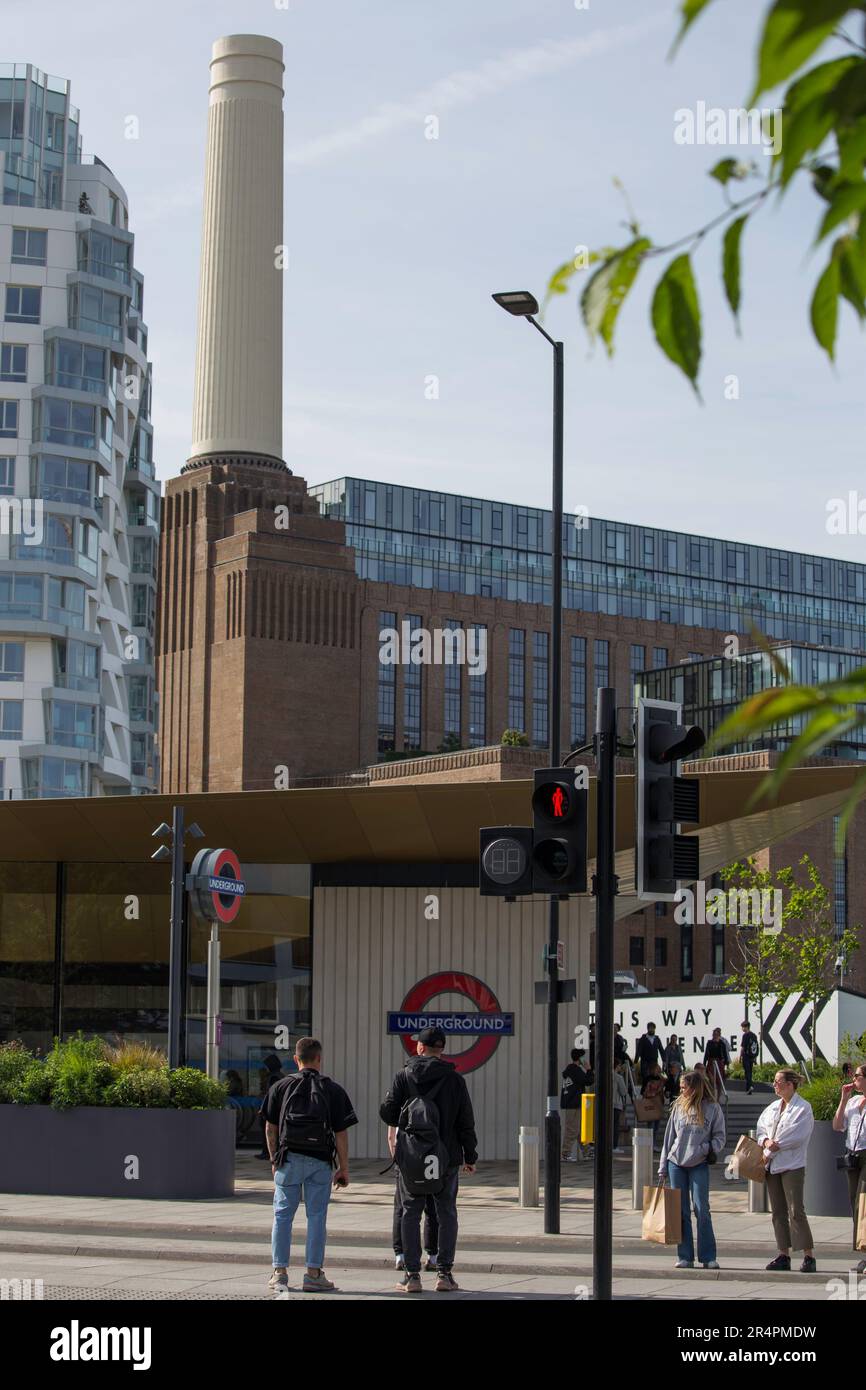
[4,0,865,562]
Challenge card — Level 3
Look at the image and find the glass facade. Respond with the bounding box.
[639,645,866,760]
[0,860,313,1103]
[377,610,396,754]
[310,478,866,650]
[443,618,462,744]
[532,630,549,749]
[468,623,486,748]
[570,636,587,747]
[508,628,525,733]
[403,613,422,751]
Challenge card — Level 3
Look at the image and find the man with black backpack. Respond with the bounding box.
[740,1020,759,1094]
[262,1037,358,1293]
[380,1026,478,1294]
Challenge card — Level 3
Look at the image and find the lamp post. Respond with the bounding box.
[493,290,565,1234]
[151,810,204,1068]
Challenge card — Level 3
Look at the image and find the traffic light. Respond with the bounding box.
[635,697,705,901]
[479,826,533,897]
[531,768,588,894]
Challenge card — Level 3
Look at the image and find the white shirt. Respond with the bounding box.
[756,1092,815,1175]
[843,1096,866,1153]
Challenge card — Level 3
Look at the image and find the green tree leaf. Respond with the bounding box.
[709,157,744,185]
[837,233,866,320]
[580,238,651,356]
[722,215,748,329]
[810,248,841,360]
[816,180,866,243]
[650,254,702,393]
[750,0,851,105]
[671,0,718,55]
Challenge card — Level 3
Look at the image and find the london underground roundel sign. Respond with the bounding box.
[188,847,245,924]
[389,971,513,1074]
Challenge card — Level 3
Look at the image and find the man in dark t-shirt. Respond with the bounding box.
[262,1036,357,1294]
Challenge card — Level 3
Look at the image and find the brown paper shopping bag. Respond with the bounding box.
[732,1134,767,1183]
[642,1179,682,1245]
[856,1192,866,1252]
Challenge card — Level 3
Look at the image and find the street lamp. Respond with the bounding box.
[493,290,565,1236]
[152,811,204,1067]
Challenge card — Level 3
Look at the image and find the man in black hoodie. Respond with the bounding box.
[380,1026,478,1294]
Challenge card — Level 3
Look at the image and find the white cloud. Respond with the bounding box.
[285,17,667,167]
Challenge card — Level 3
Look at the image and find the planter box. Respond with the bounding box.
[804,1120,851,1219]
[0,1106,235,1199]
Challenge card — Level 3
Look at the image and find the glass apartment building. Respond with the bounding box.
[0,63,159,796]
[639,645,866,761]
[311,477,866,651]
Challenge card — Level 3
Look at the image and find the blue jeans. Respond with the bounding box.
[667,1160,716,1265]
[271,1153,333,1269]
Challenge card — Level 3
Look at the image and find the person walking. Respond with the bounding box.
[757,1069,817,1273]
[561,1048,589,1162]
[703,1028,731,1095]
[635,1022,664,1081]
[663,1034,685,1101]
[640,1063,667,1150]
[613,1060,629,1154]
[388,1124,440,1272]
[614,1022,629,1067]
[658,1069,725,1269]
[380,1026,478,1294]
[256,1052,285,1159]
[262,1037,358,1293]
[739,1021,759,1094]
[832,1064,866,1275]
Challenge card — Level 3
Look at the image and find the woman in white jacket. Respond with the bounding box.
[756,1069,816,1273]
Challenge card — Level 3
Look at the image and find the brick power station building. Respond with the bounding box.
[156,36,866,998]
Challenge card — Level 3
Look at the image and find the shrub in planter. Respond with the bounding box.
[107,1067,172,1108]
[800,1073,845,1122]
[12,1060,52,1105]
[42,1034,114,1110]
[0,1042,34,1102]
[168,1066,227,1110]
[102,1040,168,1074]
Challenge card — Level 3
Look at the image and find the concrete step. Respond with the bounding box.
[0,1228,857,1284]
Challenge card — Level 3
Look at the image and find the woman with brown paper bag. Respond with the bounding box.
[657,1070,725,1269]
[832,1064,866,1275]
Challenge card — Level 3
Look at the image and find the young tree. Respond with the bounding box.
[720,858,796,1065]
[783,853,861,1066]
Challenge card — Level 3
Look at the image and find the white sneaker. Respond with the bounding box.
[675,1259,694,1269]
[612,1147,626,1155]
[268,1267,288,1290]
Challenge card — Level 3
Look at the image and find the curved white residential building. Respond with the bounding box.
[0,62,159,797]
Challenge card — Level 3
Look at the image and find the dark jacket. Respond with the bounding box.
[380,1055,478,1167]
[636,1033,665,1071]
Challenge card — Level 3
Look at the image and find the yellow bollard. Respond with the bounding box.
[580,1091,595,1145]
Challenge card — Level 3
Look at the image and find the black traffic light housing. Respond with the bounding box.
[636,698,704,901]
[531,767,588,894]
[479,826,533,897]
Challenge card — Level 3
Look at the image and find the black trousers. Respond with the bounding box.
[392,1179,439,1255]
[847,1150,866,1250]
[743,1055,754,1089]
[399,1168,459,1273]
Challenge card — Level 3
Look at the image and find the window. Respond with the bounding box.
[833,813,848,938]
[532,631,549,749]
[653,647,668,669]
[1,344,27,382]
[46,699,98,751]
[5,285,41,324]
[655,900,666,918]
[32,455,92,507]
[45,340,106,394]
[0,458,12,495]
[403,614,422,751]
[77,230,131,284]
[443,619,462,743]
[377,610,396,755]
[655,937,668,967]
[22,756,87,799]
[52,639,98,692]
[712,923,725,976]
[594,638,609,690]
[129,674,151,723]
[630,644,646,698]
[0,400,18,438]
[34,398,97,450]
[508,629,525,732]
[67,283,123,341]
[47,578,85,626]
[0,574,43,618]
[680,924,693,982]
[11,228,47,265]
[468,623,486,748]
[0,700,23,739]
[131,536,156,575]
[570,636,586,746]
[0,642,24,681]
[629,936,645,966]
[16,512,73,566]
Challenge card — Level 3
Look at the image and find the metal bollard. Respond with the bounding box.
[519,1125,540,1208]
[748,1127,768,1212]
[632,1126,654,1211]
